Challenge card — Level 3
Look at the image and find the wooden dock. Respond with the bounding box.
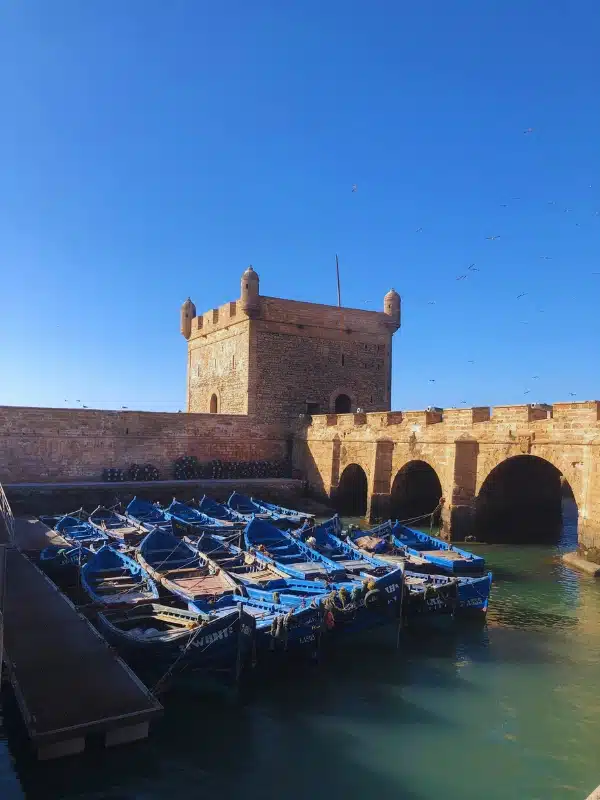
[0,528,162,760]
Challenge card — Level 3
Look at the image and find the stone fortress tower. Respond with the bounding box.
[181,267,401,422]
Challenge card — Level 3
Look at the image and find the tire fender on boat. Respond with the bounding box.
[364,589,382,610]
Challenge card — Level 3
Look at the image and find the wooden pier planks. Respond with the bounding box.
[1,548,162,758]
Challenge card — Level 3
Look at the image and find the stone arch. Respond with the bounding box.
[475,454,578,544]
[335,463,368,517]
[328,387,357,414]
[390,459,443,524]
[209,392,219,413]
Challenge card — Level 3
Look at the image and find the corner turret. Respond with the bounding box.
[180,297,196,340]
[383,288,401,329]
[240,265,260,317]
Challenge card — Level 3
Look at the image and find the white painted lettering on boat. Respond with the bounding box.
[189,624,235,650]
[385,583,400,594]
[299,634,316,644]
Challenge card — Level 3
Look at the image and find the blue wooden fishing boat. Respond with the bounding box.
[196,495,247,525]
[137,526,240,604]
[38,544,94,583]
[403,570,493,615]
[248,497,314,527]
[227,492,295,528]
[81,545,160,606]
[40,513,109,548]
[342,516,485,575]
[389,521,485,575]
[164,499,231,533]
[125,497,172,531]
[96,602,256,683]
[89,506,146,544]
[245,516,345,580]
[301,517,492,615]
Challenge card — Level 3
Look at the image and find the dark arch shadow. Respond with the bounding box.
[475,455,578,544]
[334,393,352,414]
[335,463,368,516]
[390,460,442,524]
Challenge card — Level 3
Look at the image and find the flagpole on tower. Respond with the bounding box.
[336,254,341,307]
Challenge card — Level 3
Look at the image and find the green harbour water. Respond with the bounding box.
[2,505,600,799]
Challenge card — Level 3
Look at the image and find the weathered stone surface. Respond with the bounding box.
[185,270,400,420]
[0,407,288,484]
[296,403,600,544]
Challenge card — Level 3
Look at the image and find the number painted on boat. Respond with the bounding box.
[299,634,316,644]
[385,583,400,595]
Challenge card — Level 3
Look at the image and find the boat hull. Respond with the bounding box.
[97,604,256,683]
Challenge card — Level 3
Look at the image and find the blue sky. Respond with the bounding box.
[1,0,599,412]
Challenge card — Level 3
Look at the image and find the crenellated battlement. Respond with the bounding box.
[305,402,600,436]
[189,299,248,340]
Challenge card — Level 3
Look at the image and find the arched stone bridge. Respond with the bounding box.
[294,402,600,547]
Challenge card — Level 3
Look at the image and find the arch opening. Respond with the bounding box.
[475,455,578,544]
[209,394,218,414]
[391,461,443,524]
[334,393,352,414]
[335,464,368,517]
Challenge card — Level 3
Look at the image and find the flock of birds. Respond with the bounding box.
[353,135,598,407]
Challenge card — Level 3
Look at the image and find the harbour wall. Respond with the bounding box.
[0,406,289,484]
[4,478,304,517]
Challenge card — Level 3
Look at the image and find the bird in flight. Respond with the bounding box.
[416,227,423,233]
[461,401,467,405]
[500,204,508,208]
[468,360,475,364]
[427,301,436,305]
[456,274,467,281]
[512,197,521,201]
[468,264,479,271]
[519,321,529,325]
[121,406,128,409]
[532,375,539,379]
[517,292,527,299]
[429,379,436,383]
[548,201,556,205]
[523,128,534,134]
[564,208,571,213]
[524,390,531,394]
[83,405,89,409]
[539,256,552,260]
[486,235,501,240]
[569,392,576,397]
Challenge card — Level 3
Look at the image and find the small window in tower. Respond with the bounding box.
[210,394,218,413]
[197,365,201,377]
[334,394,352,414]
[341,355,345,366]
[246,283,249,290]
[232,355,235,370]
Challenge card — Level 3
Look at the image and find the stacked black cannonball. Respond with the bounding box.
[127,463,160,481]
[173,455,201,479]
[172,456,293,480]
[102,467,126,482]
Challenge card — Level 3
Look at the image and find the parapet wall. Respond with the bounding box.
[0,406,289,484]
